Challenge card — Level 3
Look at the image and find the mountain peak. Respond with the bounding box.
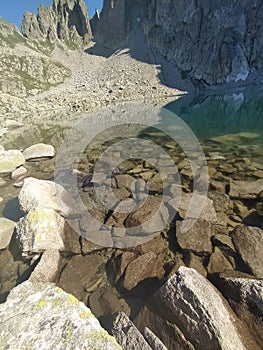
[21,0,92,48]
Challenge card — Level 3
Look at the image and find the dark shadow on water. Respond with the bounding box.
[3,197,24,222]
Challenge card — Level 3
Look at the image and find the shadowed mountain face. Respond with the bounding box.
[21,0,92,48]
[91,0,263,87]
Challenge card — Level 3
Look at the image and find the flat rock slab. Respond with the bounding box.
[231,225,263,278]
[229,180,263,199]
[23,143,55,160]
[0,150,25,173]
[58,254,107,301]
[0,281,121,350]
[16,208,65,260]
[0,217,16,250]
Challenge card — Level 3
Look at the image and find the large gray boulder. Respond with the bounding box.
[156,267,248,350]
[16,207,65,260]
[18,177,80,218]
[231,225,263,278]
[0,281,121,350]
[215,274,263,346]
[137,267,260,350]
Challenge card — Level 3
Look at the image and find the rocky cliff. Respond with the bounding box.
[21,0,92,48]
[91,0,263,86]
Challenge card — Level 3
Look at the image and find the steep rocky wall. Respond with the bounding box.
[90,0,143,49]
[92,0,263,86]
[21,0,92,48]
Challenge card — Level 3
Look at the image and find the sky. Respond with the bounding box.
[0,0,103,29]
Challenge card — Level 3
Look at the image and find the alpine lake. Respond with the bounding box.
[0,86,262,333]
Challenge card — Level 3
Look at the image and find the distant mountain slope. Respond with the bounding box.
[0,16,70,97]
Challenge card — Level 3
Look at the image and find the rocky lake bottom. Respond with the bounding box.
[0,89,262,348]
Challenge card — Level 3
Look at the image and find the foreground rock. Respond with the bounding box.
[29,249,61,283]
[113,312,152,350]
[0,150,25,173]
[215,273,263,345]
[231,225,263,278]
[18,177,80,218]
[0,217,16,250]
[23,143,55,160]
[16,207,65,260]
[144,327,168,350]
[137,267,259,349]
[0,281,121,349]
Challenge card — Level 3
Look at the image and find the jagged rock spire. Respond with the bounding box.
[21,0,92,48]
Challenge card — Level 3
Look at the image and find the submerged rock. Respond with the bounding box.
[0,217,16,250]
[176,219,213,254]
[173,192,217,223]
[0,150,25,173]
[231,225,263,278]
[23,143,55,160]
[123,251,164,291]
[0,281,121,349]
[58,254,107,302]
[229,180,263,199]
